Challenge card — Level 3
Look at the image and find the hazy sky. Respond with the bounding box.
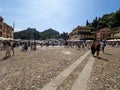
[0,0,120,33]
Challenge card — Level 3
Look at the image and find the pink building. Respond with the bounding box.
[96,28,111,41]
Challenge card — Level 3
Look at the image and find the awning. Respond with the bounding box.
[0,37,14,41]
[0,37,5,40]
[107,39,120,41]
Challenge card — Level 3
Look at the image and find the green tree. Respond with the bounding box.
[87,9,120,31]
[86,20,89,26]
[60,32,69,40]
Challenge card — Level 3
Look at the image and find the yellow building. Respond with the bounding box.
[0,16,14,39]
[69,26,95,41]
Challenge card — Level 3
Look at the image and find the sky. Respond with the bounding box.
[0,0,120,33]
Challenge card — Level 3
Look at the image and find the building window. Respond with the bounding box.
[3,30,5,32]
[0,25,2,29]
[0,32,2,37]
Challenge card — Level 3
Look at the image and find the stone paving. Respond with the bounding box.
[0,46,87,90]
[0,46,120,90]
[87,46,120,90]
[71,56,95,90]
[40,51,90,90]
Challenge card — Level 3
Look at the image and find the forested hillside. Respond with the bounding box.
[14,28,69,40]
[86,9,120,31]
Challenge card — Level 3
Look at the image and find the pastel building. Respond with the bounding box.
[96,28,111,41]
[68,26,95,41]
[0,16,14,39]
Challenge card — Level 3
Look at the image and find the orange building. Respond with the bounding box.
[96,28,111,41]
[0,16,14,38]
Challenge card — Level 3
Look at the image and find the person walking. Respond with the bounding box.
[96,42,101,58]
[91,42,96,56]
[24,42,28,51]
[3,41,11,58]
[10,40,16,55]
[102,40,106,53]
[0,40,3,50]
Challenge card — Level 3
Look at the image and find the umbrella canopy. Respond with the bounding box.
[0,37,14,41]
[0,37,5,40]
[107,39,120,41]
[86,40,93,42]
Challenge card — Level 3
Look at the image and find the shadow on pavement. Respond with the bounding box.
[104,53,112,56]
[97,57,109,61]
[0,56,11,61]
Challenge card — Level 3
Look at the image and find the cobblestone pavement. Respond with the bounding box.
[0,46,119,90]
[87,46,120,90]
[41,46,120,90]
[0,46,87,90]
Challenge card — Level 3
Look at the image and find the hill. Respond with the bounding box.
[40,28,60,40]
[86,9,120,31]
[14,28,40,40]
[14,28,69,40]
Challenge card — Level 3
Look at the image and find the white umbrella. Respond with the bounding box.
[0,37,5,40]
[8,38,13,40]
[107,39,120,42]
[115,39,120,41]
[86,40,93,42]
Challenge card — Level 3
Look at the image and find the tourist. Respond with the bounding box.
[30,42,34,50]
[30,41,36,51]
[82,42,85,50]
[24,42,28,51]
[33,41,37,50]
[64,40,68,48]
[21,42,28,51]
[21,42,25,51]
[77,42,81,49]
[0,40,3,50]
[91,42,96,56]
[101,40,106,53]
[96,42,101,58]
[10,40,16,55]
[3,41,11,57]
